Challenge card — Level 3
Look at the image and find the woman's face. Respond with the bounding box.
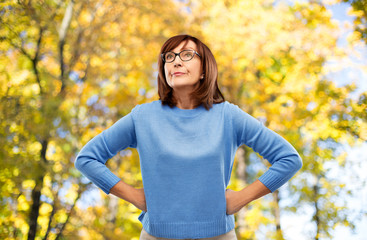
[164,40,203,91]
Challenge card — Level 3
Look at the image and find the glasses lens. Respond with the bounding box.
[180,50,194,61]
[165,52,175,62]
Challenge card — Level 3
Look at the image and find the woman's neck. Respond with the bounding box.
[173,90,196,109]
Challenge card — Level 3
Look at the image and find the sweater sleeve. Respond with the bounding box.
[228,103,302,192]
[74,105,140,194]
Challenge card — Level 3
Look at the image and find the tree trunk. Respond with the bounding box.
[58,0,75,95]
[313,180,321,240]
[272,190,284,239]
[55,190,81,240]
[27,139,48,240]
[27,176,43,240]
[43,197,57,240]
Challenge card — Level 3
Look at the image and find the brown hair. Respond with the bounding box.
[157,35,225,110]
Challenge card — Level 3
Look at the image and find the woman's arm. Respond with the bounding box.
[226,103,302,214]
[109,180,147,211]
[229,102,303,192]
[225,180,270,215]
[75,106,140,195]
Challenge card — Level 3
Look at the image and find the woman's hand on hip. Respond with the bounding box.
[225,180,271,215]
[225,189,244,215]
[131,188,147,212]
[109,180,147,212]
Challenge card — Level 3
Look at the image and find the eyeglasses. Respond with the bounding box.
[161,50,201,63]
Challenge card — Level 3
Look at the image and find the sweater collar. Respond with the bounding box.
[160,101,207,117]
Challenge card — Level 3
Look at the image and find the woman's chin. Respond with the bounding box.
[169,80,200,90]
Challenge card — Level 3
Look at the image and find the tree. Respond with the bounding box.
[186,0,366,238]
[0,0,188,239]
[1,0,366,239]
[342,0,367,44]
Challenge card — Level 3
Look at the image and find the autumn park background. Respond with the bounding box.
[1,0,367,239]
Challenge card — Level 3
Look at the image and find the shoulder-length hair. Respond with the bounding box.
[157,34,225,110]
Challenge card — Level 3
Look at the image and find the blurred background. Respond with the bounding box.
[0,0,366,239]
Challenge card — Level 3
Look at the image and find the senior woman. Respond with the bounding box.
[75,34,302,240]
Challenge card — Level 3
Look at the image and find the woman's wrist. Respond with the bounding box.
[109,180,146,211]
[109,180,136,203]
[238,179,271,207]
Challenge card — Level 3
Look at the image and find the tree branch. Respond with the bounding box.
[58,0,75,95]
[32,26,45,95]
[43,197,57,240]
[55,188,82,240]
[2,22,33,60]
[65,0,101,85]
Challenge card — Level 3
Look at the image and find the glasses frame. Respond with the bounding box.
[161,50,201,63]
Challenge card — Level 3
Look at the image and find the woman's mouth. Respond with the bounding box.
[173,72,185,76]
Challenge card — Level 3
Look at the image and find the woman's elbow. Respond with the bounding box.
[74,154,85,171]
[294,155,303,172]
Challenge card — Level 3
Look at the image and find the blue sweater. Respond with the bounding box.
[75,100,302,239]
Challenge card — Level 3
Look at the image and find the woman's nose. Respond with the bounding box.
[173,55,182,67]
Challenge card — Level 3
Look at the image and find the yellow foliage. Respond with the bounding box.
[22,179,36,189]
[0,0,365,239]
[79,11,93,25]
[53,162,63,172]
[11,70,30,86]
[26,142,42,155]
[65,183,79,203]
[39,203,53,215]
[90,56,103,67]
[347,31,363,44]
[347,7,365,18]
[22,83,41,96]
[17,195,29,211]
[13,168,19,177]
[55,211,68,223]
